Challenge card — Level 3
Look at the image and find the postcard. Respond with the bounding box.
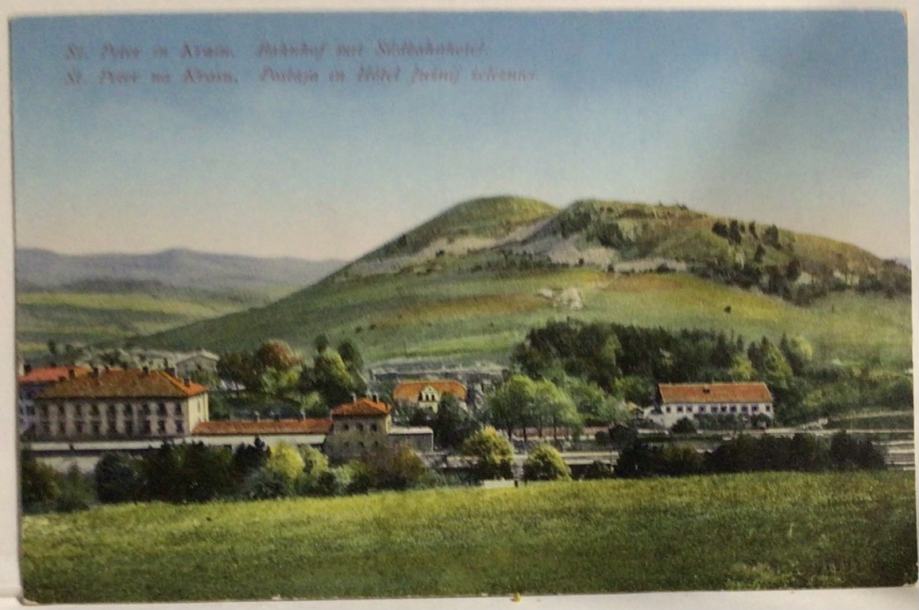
[4,4,917,607]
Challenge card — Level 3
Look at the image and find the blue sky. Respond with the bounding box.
[11,11,910,260]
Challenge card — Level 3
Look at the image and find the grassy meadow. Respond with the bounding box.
[141,268,912,367]
[21,471,917,603]
[16,290,269,357]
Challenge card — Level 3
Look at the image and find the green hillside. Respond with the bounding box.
[22,472,917,602]
[136,196,911,368]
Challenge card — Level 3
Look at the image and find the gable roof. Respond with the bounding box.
[331,398,391,417]
[658,382,773,405]
[393,379,467,402]
[192,418,331,436]
[37,369,207,400]
[18,366,91,385]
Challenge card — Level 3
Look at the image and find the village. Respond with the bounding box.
[17,339,911,496]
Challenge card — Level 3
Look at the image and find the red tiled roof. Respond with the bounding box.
[192,418,331,436]
[393,379,467,402]
[18,366,91,385]
[658,382,773,405]
[331,398,391,417]
[37,369,207,399]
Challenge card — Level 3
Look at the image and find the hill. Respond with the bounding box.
[15,248,344,356]
[21,472,917,602]
[136,196,911,368]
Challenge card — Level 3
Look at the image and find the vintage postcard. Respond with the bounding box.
[5,5,917,606]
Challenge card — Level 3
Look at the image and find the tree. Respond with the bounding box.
[461,426,514,480]
[337,340,363,373]
[354,445,430,491]
[231,437,269,482]
[314,334,330,354]
[523,444,571,481]
[255,340,302,372]
[47,340,59,355]
[260,366,301,399]
[432,394,478,449]
[139,442,182,502]
[21,451,60,511]
[217,351,259,396]
[302,350,363,406]
[55,465,94,513]
[486,374,537,441]
[95,453,141,503]
[753,244,766,263]
[671,417,697,434]
[753,338,793,389]
[533,379,581,441]
[780,334,813,376]
[265,442,306,487]
[728,353,756,381]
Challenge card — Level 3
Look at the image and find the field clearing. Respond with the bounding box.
[21,471,917,603]
[141,270,912,367]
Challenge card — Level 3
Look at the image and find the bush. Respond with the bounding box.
[311,466,353,497]
[671,417,697,434]
[461,426,514,480]
[580,460,614,480]
[55,466,94,513]
[95,453,141,503]
[230,437,269,482]
[21,451,60,512]
[353,445,430,492]
[265,442,305,485]
[523,444,571,481]
[243,468,293,500]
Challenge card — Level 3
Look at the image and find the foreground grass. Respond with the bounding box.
[21,471,917,603]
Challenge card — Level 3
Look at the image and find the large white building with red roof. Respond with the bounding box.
[644,382,775,429]
[32,367,209,439]
[392,379,468,412]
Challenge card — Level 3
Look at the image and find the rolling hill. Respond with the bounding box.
[15,248,344,356]
[119,197,913,368]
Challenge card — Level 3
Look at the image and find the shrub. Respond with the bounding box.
[671,417,697,434]
[523,444,571,481]
[95,453,141,503]
[21,451,60,512]
[243,468,293,500]
[311,466,353,497]
[354,445,430,491]
[265,442,305,485]
[230,437,269,482]
[580,460,614,480]
[461,426,514,480]
[55,466,93,513]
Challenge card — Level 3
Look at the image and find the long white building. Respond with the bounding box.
[644,382,774,429]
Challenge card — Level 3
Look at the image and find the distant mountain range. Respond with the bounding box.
[16,248,344,294]
[15,248,345,357]
[132,196,911,368]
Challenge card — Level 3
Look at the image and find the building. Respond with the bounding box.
[392,379,468,412]
[191,417,330,450]
[643,382,774,429]
[175,349,220,379]
[17,365,91,433]
[324,397,434,463]
[31,367,209,440]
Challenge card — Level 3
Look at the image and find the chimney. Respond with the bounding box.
[350,392,357,403]
[183,377,191,386]
[142,366,149,375]
[68,368,76,379]
[91,366,100,378]
[166,366,176,377]
[254,412,260,422]
[371,392,379,402]
[299,409,306,421]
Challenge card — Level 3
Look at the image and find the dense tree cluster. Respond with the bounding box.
[615,431,885,478]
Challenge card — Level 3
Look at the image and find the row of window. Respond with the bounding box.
[36,402,182,419]
[339,440,382,450]
[664,403,772,415]
[38,418,184,437]
[334,422,379,433]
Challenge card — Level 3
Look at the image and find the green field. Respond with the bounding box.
[16,290,263,357]
[140,269,912,367]
[21,471,917,603]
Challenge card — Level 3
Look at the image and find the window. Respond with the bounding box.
[665,407,671,413]
[157,420,166,434]
[359,441,365,448]
[371,423,378,432]
[91,422,101,436]
[108,404,117,419]
[143,421,152,434]
[125,420,135,436]
[357,423,364,432]
[176,421,184,434]
[343,424,350,431]
[75,422,84,435]
[765,405,771,412]
[741,405,748,413]
[158,403,167,416]
[730,406,737,413]
[144,404,153,416]
[676,406,683,413]
[752,405,759,413]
